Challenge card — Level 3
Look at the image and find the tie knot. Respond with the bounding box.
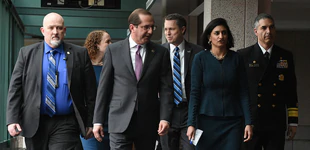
[136,45,141,51]
[264,51,270,59]
[175,47,179,52]
[50,50,56,56]
[136,45,141,54]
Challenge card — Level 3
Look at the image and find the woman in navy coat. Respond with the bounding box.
[187,18,253,150]
[80,30,112,150]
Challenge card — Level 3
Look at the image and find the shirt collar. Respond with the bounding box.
[129,35,146,49]
[258,42,273,54]
[170,40,185,52]
[44,42,64,54]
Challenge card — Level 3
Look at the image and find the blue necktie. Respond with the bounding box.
[46,50,56,117]
[173,47,182,105]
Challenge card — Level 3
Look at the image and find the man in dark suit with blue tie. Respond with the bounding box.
[92,8,174,150]
[6,12,97,150]
[238,13,298,150]
[158,13,203,150]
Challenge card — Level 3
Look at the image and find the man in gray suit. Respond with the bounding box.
[158,13,203,150]
[93,8,174,150]
[6,12,97,150]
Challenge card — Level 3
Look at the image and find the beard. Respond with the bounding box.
[50,39,62,47]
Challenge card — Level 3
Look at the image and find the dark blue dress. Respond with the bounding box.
[188,50,252,150]
[80,65,110,150]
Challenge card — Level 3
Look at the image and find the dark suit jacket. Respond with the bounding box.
[162,41,203,105]
[188,50,252,127]
[6,42,97,137]
[238,43,298,131]
[93,38,174,137]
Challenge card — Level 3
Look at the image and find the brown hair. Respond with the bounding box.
[165,13,187,35]
[84,30,107,60]
[128,8,152,31]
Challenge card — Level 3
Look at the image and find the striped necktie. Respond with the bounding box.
[173,47,182,105]
[46,50,56,117]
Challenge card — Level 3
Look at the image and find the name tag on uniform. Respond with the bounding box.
[249,60,259,67]
[276,60,288,68]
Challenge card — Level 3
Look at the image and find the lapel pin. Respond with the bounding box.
[151,50,155,53]
[67,51,70,55]
[253,60,256,64]
[187,50,191,53]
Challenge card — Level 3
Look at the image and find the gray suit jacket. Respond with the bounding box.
[6,41,97,137]
[93,38,174,137]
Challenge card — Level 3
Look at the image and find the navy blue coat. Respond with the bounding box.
[238,43,298,131]
[188,50,252,127]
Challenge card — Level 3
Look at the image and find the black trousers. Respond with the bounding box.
[109,112,157,150]
[243,130,285,150]
[25,114,82,150]
[159,103,194,150]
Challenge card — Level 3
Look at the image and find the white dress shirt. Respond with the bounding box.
[258,42,273,58]
[129,35,146,71]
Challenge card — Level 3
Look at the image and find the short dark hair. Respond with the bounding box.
[165,13,187,34]
[254,13,275,29]
[201,18,234,50]
[128,8,152,26]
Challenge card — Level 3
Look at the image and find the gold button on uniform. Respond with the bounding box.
[274,83,277,86]
[258,104,261,107]
[272,104,276,108]
[258,83,262,86]
[258,94,262,97]
[273,93,276,96]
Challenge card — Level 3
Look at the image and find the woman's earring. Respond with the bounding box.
[208,40,211,45]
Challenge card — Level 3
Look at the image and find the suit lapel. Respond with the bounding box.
[120,39,136,80]
[254,43,276,81]
[269,46,280,66]
[250,44,267,82]
[184,41,192,78]
[140,42,155,80]
[64,42,73,88]
[35,42,44,91]
[163,42,192,78]
[264,46,280,76]
[62,43,87,136]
